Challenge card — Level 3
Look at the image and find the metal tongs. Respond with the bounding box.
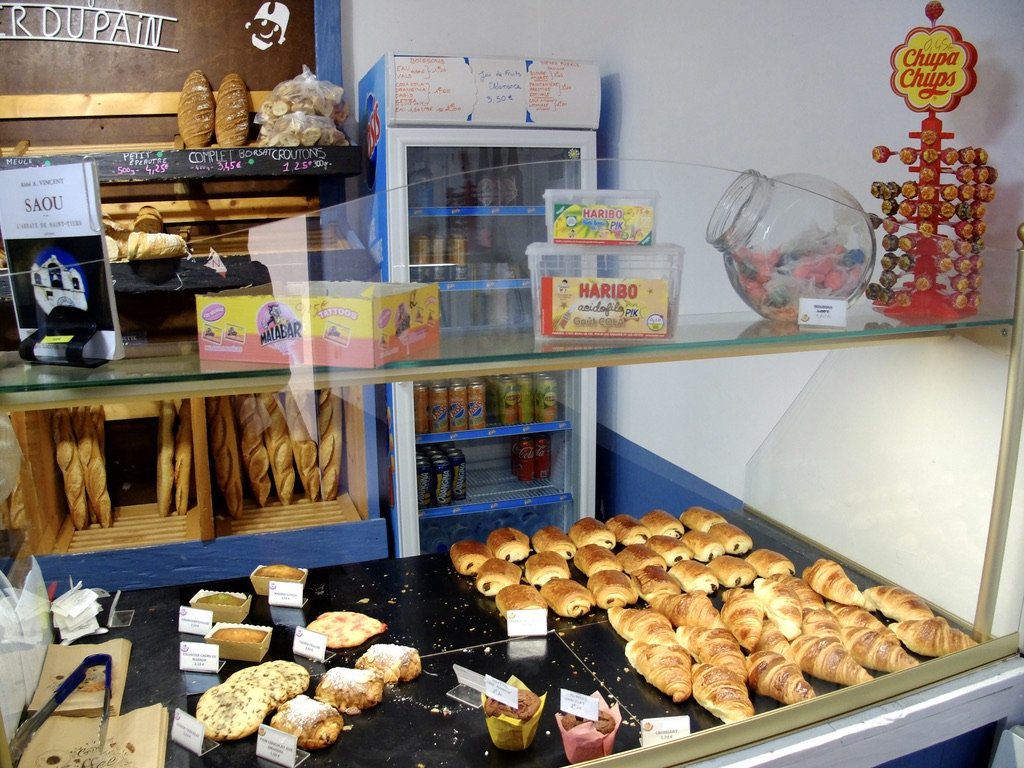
[9,653,112,765]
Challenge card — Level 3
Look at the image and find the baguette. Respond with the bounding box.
[317,388,343,502]
[649,591,723,630]
[840,626,919,672]
[52,409,88,530]
[539,577,595,618]
[752,577,804,640]
[863,585,935,622]
[790,634,873,686]
[720,587,764,651]
[586,569,639,610]
[625,640,693,703]
[746,649,816,705]
[285,391,321,502]
[156,400,175,516]
[120,231,188,261]
[691,662,754,724]
[530,525,576,559]
[802,558,866,607]
[207,396,244,519]
[605,513,651,545]
[234,394,272,507]
[524,550,570,587]
[173,400,194,516]
[72,406,111,527]
[449,539,491,576]
[260,393,295,505]
[889,617,978,657]
[639,508,685,539]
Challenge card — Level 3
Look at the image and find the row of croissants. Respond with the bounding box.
[448,506,978,725]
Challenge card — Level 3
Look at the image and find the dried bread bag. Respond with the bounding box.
[256,65,350,147]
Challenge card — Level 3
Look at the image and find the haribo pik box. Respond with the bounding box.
[196,281,439,368]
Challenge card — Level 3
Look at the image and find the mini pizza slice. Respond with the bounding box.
[305,610,388,649]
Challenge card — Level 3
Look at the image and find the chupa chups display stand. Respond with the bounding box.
[866,1,997,320]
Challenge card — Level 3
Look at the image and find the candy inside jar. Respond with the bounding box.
[707,170,876,322]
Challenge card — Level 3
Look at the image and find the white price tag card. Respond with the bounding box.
[52,586,98,619]
[292,626,328,662]
[506,608,547,637]
[179,641,220,673]
[268,580,304,608]
[178,606,214,636]
[256,724,300,767]
[484,675,520,709]
[560,689,599,721]
[639,715,691,747]
[798,297,847,327]
[171,707,208,754]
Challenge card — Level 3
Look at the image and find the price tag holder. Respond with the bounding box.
[798,297,847,328]
[484,675,520,709]
[171,708,219,756]
[560,689,599,721]
[178,606,214,637]
[179,641,222,674]
[506,608,547,637]
[639,715,691,747]
[292,626,331,663]
[449,664,485,708]
[268,580,305,608]
[256,724,309,767]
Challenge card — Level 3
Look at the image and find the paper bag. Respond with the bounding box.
[28,638,131,717]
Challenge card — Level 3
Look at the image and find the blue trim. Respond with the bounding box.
[595,422,741,519]
[417,420,571,443]
[37,519,388,594]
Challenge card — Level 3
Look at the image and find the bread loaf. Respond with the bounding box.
[210,626,269,644]
[316,388,343,502]
[254,563,305,580]
[132,205,163,233]
[260,393,295,505]
[173,400,194,516]
[215,73,251,147]
[156,400,175,516]
[234,394,272,507]
[207,396,244,519]
[285,391,320,502]
[52,409,88,530]
[119,231,188,261]
[178,69,215,147]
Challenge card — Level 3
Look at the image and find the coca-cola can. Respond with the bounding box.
[534,435,550,480]
[511,436,535,482]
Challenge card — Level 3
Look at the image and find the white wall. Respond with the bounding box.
[340,1,1024,631]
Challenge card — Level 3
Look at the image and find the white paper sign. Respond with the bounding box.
[798,297,847,327]
[178,606,214,636]
[484,675,519,709]
[292,626,328,662]
[257,724,300,767]
[506,608,547,637]
[560,689,599,721]
[171,707,208,754]
[179,641,220,673]
[639,715,691,747]
[268,580,304,608]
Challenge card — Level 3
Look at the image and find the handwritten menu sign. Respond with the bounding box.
[389,55,599,128]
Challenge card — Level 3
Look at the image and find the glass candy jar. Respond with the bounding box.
[706,170,876,322]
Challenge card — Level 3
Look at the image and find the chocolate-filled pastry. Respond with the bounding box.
[449,539,492,576]
[495,584,547,616]
[587,569,639,610]
[680,506,727,532]
[568,517,616,549]
[524,550,570,586]
[486,526,530,562]
[572,543,622,576]
[745,548,796,578]
[706,522,753,555]
[681,530,725,562]
[540,577,596,618]
[475,558,523,596]
[668,560,720,594]
[707,555,757,588]
[639,508,685,539]
[530,525,577,559]
[605,514,651,545]
[615,543,666,574]
[631,565,681,602]
[645,535,693,566]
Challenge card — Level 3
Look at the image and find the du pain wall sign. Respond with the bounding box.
[0,1,315,94]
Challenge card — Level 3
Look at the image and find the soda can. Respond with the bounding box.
[467,378,487,429]
[535,374,559,422]
[534,435,550,480]
[413,382,429,434]
[431,456,453,506]
[448,380,468,430]
[429,383,449,433]
[511,436,535,482]
[446,448,467,501]
[516,374,534,423]
[498,375,519,425]
[416,454,433,508]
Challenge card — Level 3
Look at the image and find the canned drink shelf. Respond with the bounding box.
[419,460,570,518]
[416,420,571,444]
[410,204,544,218]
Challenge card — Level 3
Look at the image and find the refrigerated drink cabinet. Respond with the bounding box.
[359,54,600,556]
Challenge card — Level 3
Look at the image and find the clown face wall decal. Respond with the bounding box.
[246,2,290,51]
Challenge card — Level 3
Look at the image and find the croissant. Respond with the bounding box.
[605,514,651,545]
[840,626,919,672]
[675,626,746,676]
[587,569,639,610]
[770,573,825,611]
[889,617,978,657]
[631,565,681,602]
[524,550,570,586]
[568,517,616,549]
[649,592,723,630]
[746,649,816,705]
[720,588,764,652]
[495,584,547,616]
[475,558,522,596]
[790,634,873,686]
[680,505,726,532]
[486,526,530,562]
[863,586,935,622]
[707,555,757,588]
[691,662,754,724]
[615,543,666,574]
[800,607,843,640]
[667,560,719,595]
[645,534,693,566]
[572,543,622,576]
[826,601,889,632]
[755,619,797,664]
[624,640,692,703]
[745,548,796,578]
[607,607,677,645]
[539,578,595,618]
[681,530,725,562]
[639,508,685,539]
[752,577,803,640]
[707,522,753,555]
[530,525,576,559]
[802,559,866,607]
[449,540,492,576]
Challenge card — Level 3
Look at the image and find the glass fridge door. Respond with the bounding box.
[405,144,585,330]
